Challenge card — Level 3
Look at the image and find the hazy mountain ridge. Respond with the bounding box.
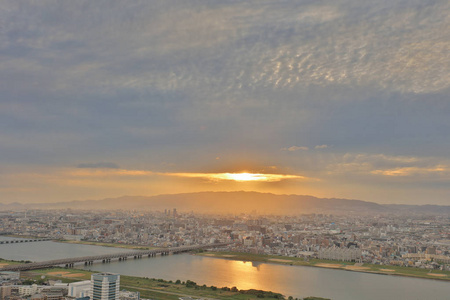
[1,191,449,215]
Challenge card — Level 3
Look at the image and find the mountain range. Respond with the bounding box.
[1,191,449,215]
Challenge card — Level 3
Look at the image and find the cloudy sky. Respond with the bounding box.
[1,0,449,204]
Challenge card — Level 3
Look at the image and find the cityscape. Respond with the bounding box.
[1,208,450,299]
[1,210,449,270]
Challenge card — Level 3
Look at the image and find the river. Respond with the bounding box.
[0,236,448,300]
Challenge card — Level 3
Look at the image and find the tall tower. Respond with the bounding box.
[91,273,120,300]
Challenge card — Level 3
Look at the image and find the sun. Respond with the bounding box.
[223,173,268,181]
[167,171,306,182]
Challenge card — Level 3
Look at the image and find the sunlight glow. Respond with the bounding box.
[168,172,305,182]
[222,173,269,181]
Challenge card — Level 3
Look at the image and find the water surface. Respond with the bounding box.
[1,236,448,300]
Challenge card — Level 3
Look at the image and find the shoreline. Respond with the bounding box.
[196,251,450,282]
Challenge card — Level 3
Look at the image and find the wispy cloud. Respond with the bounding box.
[282,146,309,151]
[77,162,119,169]
[371,166,449,177]
[325,153,450,181]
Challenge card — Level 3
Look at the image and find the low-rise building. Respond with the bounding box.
[68,281,91,298]
[318,247,362,262]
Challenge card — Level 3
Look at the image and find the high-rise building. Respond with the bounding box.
[91,273,120,300]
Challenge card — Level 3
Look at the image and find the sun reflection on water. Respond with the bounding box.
[225,260,281,290]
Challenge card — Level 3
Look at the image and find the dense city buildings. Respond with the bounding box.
[0,209,449,271]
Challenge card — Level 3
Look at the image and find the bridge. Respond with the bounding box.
[0,242,230,271]
[0,238,52,244]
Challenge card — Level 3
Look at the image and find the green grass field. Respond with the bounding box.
[0,258,29,265]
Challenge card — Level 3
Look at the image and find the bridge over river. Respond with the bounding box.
[0,238,52,244]
[0,242,230,271]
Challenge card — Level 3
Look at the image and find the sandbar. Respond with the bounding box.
[345,266,370,270]
[316,263,342,268]
[269,258,291,263]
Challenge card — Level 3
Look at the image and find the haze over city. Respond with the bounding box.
[1,0,449,205]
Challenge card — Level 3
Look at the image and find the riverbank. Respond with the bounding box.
[0,258,28,266]
[197,251,450,281]
[20,267,327,300]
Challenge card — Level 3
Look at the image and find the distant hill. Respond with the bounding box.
[1,191,449,215]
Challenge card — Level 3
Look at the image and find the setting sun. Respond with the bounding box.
[223,173,268,181]
[166,172,306,182]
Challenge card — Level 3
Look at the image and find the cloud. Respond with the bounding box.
[325,153,450,181]
[282,146,309,151]
[77,162,120,169]
[315,145,328,149]
[371,166,449,177]
[1,0,448,103]
[70,169,153,177]
[67,168,309,182]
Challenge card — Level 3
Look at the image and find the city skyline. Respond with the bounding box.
[1,1,449,205]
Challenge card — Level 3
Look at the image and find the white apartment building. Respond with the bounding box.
[18,284,39,296]
[69,280,91,298]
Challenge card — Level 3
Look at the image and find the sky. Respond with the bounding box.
[1,0,449,205]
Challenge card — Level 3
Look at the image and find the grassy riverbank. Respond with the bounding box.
[197,251,450,281]
[0,258,29,266]
[20,267,327,300]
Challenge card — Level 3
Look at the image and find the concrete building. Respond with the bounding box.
[318,247,362,262]
[0,286,12,300]
[0,272,20,282]
[91,273,120,300]
[30,294,46,300]
[18,284,38,296]
[41,286,67,300]
[69,281,91,298]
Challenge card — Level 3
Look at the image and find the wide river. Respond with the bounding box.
[0,237,448,300]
